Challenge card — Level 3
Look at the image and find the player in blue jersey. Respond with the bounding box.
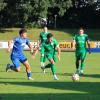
[6,28,34,80]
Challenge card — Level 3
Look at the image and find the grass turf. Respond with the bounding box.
[0,28,100,40]
[0,51,100,100]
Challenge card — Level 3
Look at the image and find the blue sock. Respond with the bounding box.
[27,72,32,77]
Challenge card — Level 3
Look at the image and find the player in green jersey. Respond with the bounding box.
[73,28,91,75]
[33,27,50,73]
[41,33,61,80]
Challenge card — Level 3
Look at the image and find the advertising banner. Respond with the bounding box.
[0,41,100,52]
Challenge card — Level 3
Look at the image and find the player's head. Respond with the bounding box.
[79,28,84,35]
[19,28,27,38]
[47,33,53,43]
[43,26,48,33]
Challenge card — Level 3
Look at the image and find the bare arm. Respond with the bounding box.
[7,40,13,52]
[28,43,34,54]
[87,40,91,54]
[56,45,61,61]
[72,40,76,50]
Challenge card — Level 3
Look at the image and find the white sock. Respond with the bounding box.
[40,62,45,68]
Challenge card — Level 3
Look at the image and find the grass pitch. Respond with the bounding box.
[0,50,100,100]
[0,28,100,40]
[0,28,100,99]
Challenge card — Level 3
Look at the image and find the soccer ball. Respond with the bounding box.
[72,73,79,81]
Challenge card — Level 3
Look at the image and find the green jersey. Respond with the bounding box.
[74,34,88,51]
[40,32,50,44]
[42,38,58,55]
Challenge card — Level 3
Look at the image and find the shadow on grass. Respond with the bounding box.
[0,93,100,100]
[0,28,100,40]
[58,72,100,79]
[0,81,100,95]
[83,74,100,78]
[0,77,25,80]
[58,72,72,76]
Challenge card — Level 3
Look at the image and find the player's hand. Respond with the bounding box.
[30,50,34,55]
[7,48,11,53]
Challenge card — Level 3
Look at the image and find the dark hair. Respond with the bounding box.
[19,28,27,35]
[80,27,84,30]
[47,33,53,39]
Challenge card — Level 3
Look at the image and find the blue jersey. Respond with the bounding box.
[12,36,30,55]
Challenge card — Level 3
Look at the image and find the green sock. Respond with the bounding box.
[81,61,85,70]
[51,64,56,75]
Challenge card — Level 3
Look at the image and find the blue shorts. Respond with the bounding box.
[11,53,27,69]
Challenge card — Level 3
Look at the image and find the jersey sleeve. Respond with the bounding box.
[26,38,30,45]
[85,34,89,41]
[54,38,59,47]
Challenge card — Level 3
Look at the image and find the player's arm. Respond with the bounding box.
[32,47,39,59]
[27,42,34,55]
[56,45,61,61]
[72,40,76,50]
[7,40,13,52]
[39,34,42,45]
[87,40,91,54]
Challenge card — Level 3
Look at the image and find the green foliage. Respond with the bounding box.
[0,0,100,28]
[0,0,73,27]
[0,0,6,11]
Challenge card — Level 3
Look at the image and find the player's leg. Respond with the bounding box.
[45,54,56,69]
[22,60,33,80]
[40,53,46,73]
[47,54,58,80]
[75,52,81,74]
[6,55,20,72]
[80,51,86,75]
[40,46,46,72]
[20,55,33,80]
[40,53,45,68]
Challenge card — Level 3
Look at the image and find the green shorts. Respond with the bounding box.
[75,50,86,60]
[46,53,56,62]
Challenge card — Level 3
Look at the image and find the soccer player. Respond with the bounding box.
[40,33,61,80]
[6,28,34,80]
[33,27,50,73]
[73,28,91,75]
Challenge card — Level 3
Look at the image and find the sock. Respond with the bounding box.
[45,63,51,69]
[10,65,16,71]
[51,64,56,75]
[81,61,85,70]
[54,74,57,77]
[27,72,32,78]
[76,60,79,70]
[40,62,45,68]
